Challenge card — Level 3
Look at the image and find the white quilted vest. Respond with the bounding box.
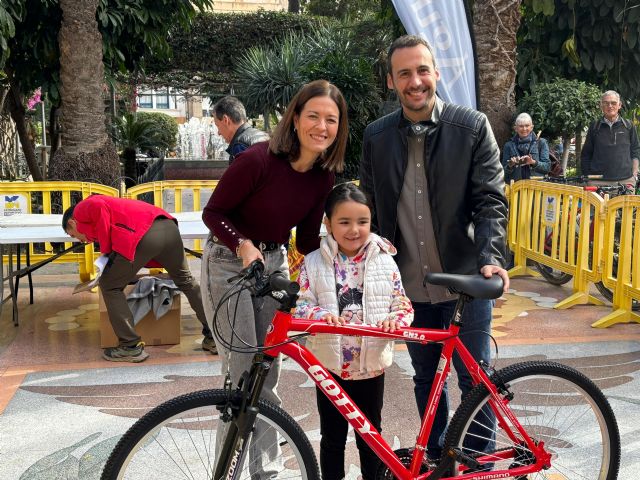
[304,233,398,373]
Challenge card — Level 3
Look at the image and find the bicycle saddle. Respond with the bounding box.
[424,273,504,299]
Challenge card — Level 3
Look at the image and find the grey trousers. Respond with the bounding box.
[201,238,287,478]
[99,218,210,347]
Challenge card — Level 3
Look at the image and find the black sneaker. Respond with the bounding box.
[202,336,218,355]
[103,342,149,362]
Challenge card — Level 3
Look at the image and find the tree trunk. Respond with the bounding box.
[472,0,521,148]
[263,109,271,132]
[336,0,349,19]
[122,147,137,188]
[573,126,583,174]
[49,104,62,160]
[288,0,300,13]
[48,0,120,187]
[0,87,18,179]
[5,75,44,181]
[562,137,571,173]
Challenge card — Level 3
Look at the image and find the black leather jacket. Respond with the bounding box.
[227,123,269,164]
[360,103,508,274]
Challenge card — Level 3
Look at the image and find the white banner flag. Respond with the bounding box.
[391,0,478,109]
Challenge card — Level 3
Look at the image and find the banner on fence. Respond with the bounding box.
[0,194,28,216]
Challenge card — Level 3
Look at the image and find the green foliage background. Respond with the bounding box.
[233,23,386,180]
[519,79,602,138]
[517,0,640,106]
[137,112,179,151]
[143,11,328,91]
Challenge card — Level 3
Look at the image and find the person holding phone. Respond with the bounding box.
[502,112,550,183]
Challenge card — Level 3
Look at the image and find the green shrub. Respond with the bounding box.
[137,112,179,151]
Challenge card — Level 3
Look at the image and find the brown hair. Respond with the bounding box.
[269,79,347,173]
[386,35,437,76]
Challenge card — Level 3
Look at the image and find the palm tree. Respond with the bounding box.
[111,112,164,188]
[47,0,120,186]
[473,0,521,147]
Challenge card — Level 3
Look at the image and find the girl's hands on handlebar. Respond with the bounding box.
[321,313,346,326]
[320,314,401,332]
[378,319,400,333]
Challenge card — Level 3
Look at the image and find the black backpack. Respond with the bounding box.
[547,148,564,177]
[534,139,563,177]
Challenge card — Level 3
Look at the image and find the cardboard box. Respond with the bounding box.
[99,276,181,348]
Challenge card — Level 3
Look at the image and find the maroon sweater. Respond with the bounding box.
[203,142,335,255]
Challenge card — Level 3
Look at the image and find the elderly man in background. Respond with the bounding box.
[212,96,269,164]
[581,90,640,185]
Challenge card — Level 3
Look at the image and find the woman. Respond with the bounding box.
[201,79,347,477]
[502,112,551,183]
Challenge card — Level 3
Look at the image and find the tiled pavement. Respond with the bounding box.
[0,263,639,479]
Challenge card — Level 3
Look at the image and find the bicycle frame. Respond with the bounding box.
[258,300,552,480]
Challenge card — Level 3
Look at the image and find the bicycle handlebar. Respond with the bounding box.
[230,260,300,296]
[269,270,300,295]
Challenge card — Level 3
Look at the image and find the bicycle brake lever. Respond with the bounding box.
[227,260,265,284]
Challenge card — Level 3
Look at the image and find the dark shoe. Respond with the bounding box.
[103,342,149,363]
[202,336,218,355]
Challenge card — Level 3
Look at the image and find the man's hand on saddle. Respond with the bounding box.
[480,264,510,293]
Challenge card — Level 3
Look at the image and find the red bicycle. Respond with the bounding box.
[102,261,620,480]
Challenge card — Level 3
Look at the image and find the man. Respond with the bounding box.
[360,35,509,459]
[63,195,217,362]
[212,96,269,164]
[581,90,640,185]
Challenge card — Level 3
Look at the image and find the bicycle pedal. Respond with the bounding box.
[447,447,482,470]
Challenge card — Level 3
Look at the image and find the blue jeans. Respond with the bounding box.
[406,299,495,459]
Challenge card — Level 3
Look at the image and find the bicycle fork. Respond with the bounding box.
[213,354,274,480]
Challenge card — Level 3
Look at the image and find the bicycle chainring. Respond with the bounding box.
[375,448,435,479]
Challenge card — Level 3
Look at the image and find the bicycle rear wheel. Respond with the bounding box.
[533,262,573,285]
[101,389,319,480]
[443,361,620,479]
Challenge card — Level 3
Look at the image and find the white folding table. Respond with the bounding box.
[0,223,83,326]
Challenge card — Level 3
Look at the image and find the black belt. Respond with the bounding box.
[211,236,281,252]
[250,240,281,252]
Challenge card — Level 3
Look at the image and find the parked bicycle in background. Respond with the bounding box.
[529,174,640,310]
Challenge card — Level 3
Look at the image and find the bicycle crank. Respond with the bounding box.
[375,448,435,479]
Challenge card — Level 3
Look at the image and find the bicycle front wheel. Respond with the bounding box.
[101,389,319,480]
[444,361,620,479]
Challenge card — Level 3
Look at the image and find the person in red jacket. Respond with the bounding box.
[62,195,216,362]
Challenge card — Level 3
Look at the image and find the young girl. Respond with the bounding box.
[295,182,413,480]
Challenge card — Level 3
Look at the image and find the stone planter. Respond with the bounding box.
[163,159,228,180]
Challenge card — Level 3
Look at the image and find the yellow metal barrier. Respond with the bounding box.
[592,195,640,327]
[508,180,605,309]
[0,181,119,281]
[126,180,219,254]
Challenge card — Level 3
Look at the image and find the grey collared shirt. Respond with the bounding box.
[395,99,456,304]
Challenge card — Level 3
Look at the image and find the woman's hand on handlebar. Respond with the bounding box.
[480,264,510,293]
[238,240,264,267]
